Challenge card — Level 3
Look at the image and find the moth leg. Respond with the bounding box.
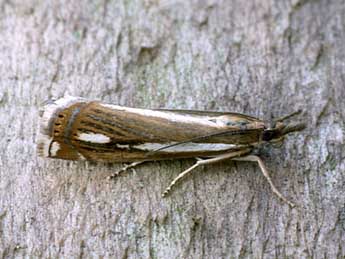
[108,161,146,180]
[232,155,296,208]
[162,148,251,197]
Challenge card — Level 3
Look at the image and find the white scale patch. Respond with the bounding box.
[101,104,219,127]
[50,142,60,156]
[78,132,111,143]
[132,143,236,152]
[54,96,84,108]
[116,144,130,149]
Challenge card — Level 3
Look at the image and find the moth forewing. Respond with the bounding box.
[37,96,304,207]
[37,96,263,162]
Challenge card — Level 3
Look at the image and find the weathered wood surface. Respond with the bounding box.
[0,0,344,258]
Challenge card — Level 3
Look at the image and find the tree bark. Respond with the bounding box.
[0,0,344,258]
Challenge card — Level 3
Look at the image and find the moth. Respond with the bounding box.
[37,96,305,207]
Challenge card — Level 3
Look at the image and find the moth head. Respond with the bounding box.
[262,110,306,145]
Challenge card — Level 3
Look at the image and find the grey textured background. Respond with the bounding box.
[0,0,344,258]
